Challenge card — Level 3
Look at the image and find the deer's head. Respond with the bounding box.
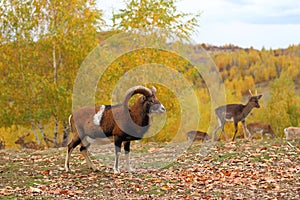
[248,90,262,108]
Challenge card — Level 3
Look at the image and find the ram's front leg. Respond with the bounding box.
[124,141,134,173]
[114,136,122,174]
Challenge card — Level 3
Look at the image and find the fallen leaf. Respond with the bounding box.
[29,186,42,193]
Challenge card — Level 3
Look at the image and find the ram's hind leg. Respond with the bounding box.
[79,145,98,172]
[80,137,98,172]
[65,137,81,172]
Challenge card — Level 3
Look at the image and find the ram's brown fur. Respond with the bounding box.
[65,86,165,173]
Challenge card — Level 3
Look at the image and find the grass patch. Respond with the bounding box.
[92,154,115,160]
[212,190,222,197]
[252,156,263,162]
[141,161,173,169]
[214,152,239,162]
[148,185,166,195]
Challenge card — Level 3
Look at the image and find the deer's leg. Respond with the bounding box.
[248,130,254,140]
[65,137,81,172]
[241,120,248,139]
[260,133,264,140]
[221,122,228,140]
[213,118,223,141]
[114,136,122,174]
[232,121,239,141]
[124,141,133,172]
[212,125,219,141]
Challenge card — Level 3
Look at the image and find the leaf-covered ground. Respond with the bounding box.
[0,139,299,199]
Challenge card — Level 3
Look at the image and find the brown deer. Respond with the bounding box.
[213,90,262,141]
[186,130,210,142]
[15,133,41,149]
[246,122,276,140]
[284,126,300,140]
[0,139,5,149]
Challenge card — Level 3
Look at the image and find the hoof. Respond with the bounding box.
[90,167,99,172]
[126,167,136,173]
[113,168,120,174]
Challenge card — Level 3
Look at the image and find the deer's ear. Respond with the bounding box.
[257,94,262,99]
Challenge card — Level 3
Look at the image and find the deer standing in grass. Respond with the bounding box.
[213,90,262,141]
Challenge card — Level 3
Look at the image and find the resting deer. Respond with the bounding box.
[0,139,5,149]
[246,122,276,140]
[15,133,40,149]
[186,130,210,142]
[213,90,262,141]
[284,127,300,140]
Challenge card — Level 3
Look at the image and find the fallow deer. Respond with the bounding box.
[15,133,41,149]
[0,139,5,149]
[246,122,276,140]
[186,130,210,142]
[213,90,262,141]
[284,126,300,140]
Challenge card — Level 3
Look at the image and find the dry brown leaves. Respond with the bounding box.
[0,140,299,199]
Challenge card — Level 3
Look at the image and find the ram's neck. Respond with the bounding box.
[129,102,150,127]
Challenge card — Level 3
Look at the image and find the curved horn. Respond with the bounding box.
[123,86,153,107]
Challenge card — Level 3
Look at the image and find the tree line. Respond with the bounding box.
[0,0,200,148]
[0,0,299,148]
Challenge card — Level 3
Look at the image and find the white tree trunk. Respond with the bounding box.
[53,43,57,84]
[30,119,41,145]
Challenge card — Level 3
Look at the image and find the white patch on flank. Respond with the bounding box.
[93,105,105,126]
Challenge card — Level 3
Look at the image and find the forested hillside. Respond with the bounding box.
[0,0,299,149]
[1,40,299,148]
[205,44,300,137]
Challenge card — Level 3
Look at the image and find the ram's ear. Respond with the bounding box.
[139,96,146,102]
[150,86,156,95]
